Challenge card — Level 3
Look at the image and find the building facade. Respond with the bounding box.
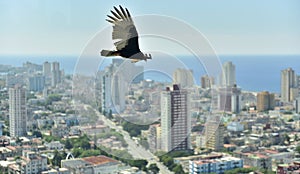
[189,156,243,174]
[281,68,297,102]
[161,84,191,152]
[220,61,236,87]
[9,86,27,137]
[218,85,241,113]
[205,117,225,151]
[201,75,215,89]
[173,68,194,88]
[257,91,275,112]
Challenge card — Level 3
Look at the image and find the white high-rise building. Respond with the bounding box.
[173,68,194,88]
[161,84,191,152]
[220,61,236,87]
[43,61,51,77]
[51,62,61,87]
[101,65,125,113]
[9,85,27,137]
[218,85,241,113]
[281,68,297,102]
[28,75,45,92]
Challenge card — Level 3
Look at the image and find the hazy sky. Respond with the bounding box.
[0,0,299,56]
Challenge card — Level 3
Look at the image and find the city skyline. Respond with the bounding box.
[0,0,300,56]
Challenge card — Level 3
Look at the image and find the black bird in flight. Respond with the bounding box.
[100,5,152,63]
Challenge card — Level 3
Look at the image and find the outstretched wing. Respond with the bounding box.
[106,5,140,53]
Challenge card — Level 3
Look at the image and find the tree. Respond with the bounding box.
[65,138,73,149]
[172,164,184,174]
[32,130,42,138]
[148,163,159,173]
[296,146,300,153]
[52,150,63,167]
[108,109,113,119]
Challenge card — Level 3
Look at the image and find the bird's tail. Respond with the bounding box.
[100,50,118,57]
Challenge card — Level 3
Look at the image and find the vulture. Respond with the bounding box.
[100,5,152,63]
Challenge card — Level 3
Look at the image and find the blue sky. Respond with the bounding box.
[0,0,299,56]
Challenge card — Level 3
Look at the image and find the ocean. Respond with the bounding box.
[0,55,299,93]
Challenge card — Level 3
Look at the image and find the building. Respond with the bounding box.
[257,91,275,112]
[9,86,27,137]
[281,68,297,102]
[41,168,70,174]
[28,75,45,92]
[61,155,121,174]
[201,75,214,89]
[43,61,51,77]
[8,151,48,174]
[234,152,272,171]
[227,122,244,132]
[277,162,300,174]
[147,124,161,152]
[173,68,194,88]
[220,61,236,87]
[51,62,61,87]
[205,117,224,151]
[189,155,243,174]
[218,85,241,113]
[295,97,300,113]
[101,65,126,113]
[161,84,191,152]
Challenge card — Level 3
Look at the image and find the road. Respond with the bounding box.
[87,105,173,174]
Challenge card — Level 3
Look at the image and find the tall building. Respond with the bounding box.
[257,91,275,112]
[295,97,300,113]
[101,65,125,113]
[9,85,27,137]
[99,59,143,113]
[51,62,61,87]
[220,61,236,87]
[281,68,297,102]
[205,116,224,151]
[201,75,215,89]
[28,75,45,92]
[147,124,161,152]
[160,84,191,152]
[218,85,241,113]
[173,68,194,88]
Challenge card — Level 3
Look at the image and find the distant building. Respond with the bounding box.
[147,124,161,152]
[61,155,121,174]
[295,97,300,113]
[205,117,224,151]
[189,155,243,174]
[281,68,297,102]
[8,151,47,174]
[220,61,236,87]
[51,61,61,87]
[41,168,70,174]
[227,122,244,132]
[234,152,272,171]
[98,60,144,113]
[277,162,300,174]
[201,75,214,89]
[173,68,194,88]
[28,75,45,92]
[218,85,241,113]
[9,86,27,137]
[101,65,125,113]
[257,91,275,112]
[161,84,191,152]
[6,74,25,88]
